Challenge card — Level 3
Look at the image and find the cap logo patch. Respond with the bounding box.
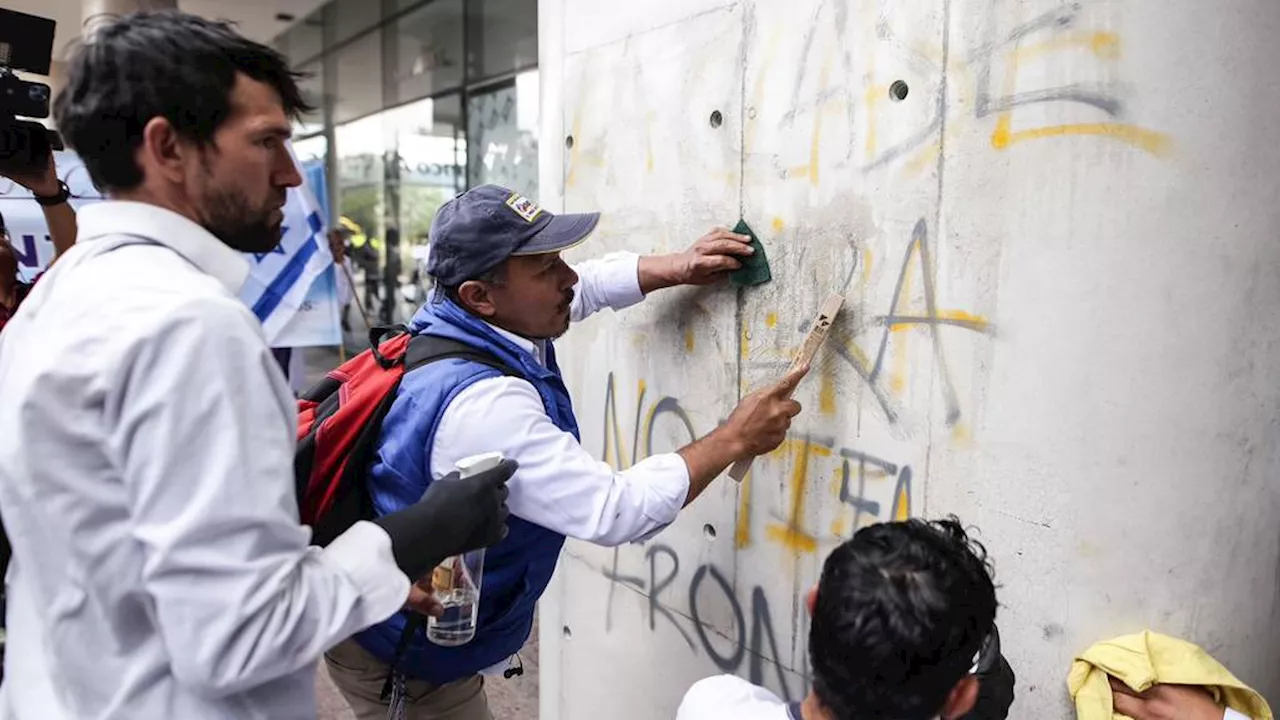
[505,193,543,223]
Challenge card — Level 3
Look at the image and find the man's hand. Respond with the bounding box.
[327,230,348,264]
[638,227,754,293]
[721,363,809,457]
[1110,678,1228,720]
[1,148,60,197]
[372,458,517,581]
[675,364,809,506]
[405,579,445,617]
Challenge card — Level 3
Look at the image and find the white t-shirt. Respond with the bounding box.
[676,675,801,720]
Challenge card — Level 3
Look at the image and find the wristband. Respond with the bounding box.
[33,180,70,207]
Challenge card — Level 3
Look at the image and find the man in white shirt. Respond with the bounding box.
[0,11,514,720]
[678,517,1001,720]
[324,184,809,718]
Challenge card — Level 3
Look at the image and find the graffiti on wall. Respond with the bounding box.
[749,0,1173,186]
[599,542,809,702]
[557,0,1176,710]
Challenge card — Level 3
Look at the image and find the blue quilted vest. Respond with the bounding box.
[354,298,577,684]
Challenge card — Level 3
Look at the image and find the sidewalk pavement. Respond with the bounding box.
[315,618,540,720]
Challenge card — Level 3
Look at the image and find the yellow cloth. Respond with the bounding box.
[1068,631,1272,720]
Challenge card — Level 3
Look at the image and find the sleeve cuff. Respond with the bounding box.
[633,452,691,525]
[321,520,411,626]
[602,251,645,310]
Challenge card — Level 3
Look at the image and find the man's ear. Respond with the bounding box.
[940,675,979,720]
[805,587,817,616]
[457,280,498,318]
[139,116,191,185]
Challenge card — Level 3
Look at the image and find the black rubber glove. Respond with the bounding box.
[372,458,516,582]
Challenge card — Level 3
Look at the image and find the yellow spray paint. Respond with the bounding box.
[764,439,831,554]
[991,115,1173,156]
[818,365,838,415]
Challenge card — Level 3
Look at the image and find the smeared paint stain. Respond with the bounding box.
[764,526,819,554]
[771,217,785,234]
[889,245,915,394]
[1016,31,1122,63]
[1077,541,1104,559]
[818,366,837,415]
[684,327,695,352]
[645,113,655,173]
[830,518,848,538]
[736,471,753,549]
[864,83,886,160]
[765,438,831,554]
[808,57,832,188]
[934,309,992,331]
[950,422,973,447]
[765,312,778,330]
[991,115,1173,156]
[1042,623,1065,640]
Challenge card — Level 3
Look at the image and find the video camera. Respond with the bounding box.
[0,8,62,178]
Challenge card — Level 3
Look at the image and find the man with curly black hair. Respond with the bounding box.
[678,517,1004,720]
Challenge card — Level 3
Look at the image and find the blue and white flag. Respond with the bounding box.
[236,146,339,346]
[1,148,341,348]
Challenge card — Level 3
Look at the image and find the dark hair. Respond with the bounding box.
[809,517,998,720]
[53,10,312,192]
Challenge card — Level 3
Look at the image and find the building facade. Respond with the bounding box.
[273,0,538,322]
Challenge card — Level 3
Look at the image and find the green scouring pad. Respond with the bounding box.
[729,219,772,287]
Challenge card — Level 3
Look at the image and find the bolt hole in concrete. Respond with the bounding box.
[709,110,723,128]
[889,80,909,101]
[562,625,572,639]
[703,524,717,541]
[564,135,574,149]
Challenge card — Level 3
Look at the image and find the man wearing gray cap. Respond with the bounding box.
[325,184,810,719]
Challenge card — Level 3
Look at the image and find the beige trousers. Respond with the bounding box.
[325,638,492,720]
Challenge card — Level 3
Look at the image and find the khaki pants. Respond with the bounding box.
[325,638,492,720]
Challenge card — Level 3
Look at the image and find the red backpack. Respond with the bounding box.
[294,325,516,546]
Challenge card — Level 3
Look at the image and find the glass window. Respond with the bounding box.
[293,61,326,138]
[385,94,465,249]
[382,94,464,318]
[331,29,385,124]
[336,113,387,243]
[336,113,388,315]
[384,0,465,105]
[328,0,383,46]
[466,71,538,196]
[467,0,537,81]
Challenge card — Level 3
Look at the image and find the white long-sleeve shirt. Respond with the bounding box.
[0,201,410,720]
[429,252,691,547]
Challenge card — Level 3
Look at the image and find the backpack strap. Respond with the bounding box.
[403,334,522,378]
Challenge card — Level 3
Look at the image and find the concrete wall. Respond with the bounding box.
[537,0,1280,716]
